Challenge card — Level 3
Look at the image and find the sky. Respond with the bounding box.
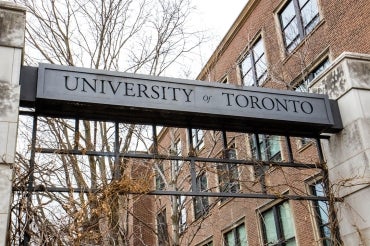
[188,0,248,77]
[193,0,247,40]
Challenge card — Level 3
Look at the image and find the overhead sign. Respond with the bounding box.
[22,63,342,135]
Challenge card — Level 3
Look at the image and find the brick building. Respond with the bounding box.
[131,0,370,245]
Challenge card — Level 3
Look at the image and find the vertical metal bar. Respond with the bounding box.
[190,159,197,192]
[188,127,194,156]
[222,130,228,158]
[254,134,266,193]
[273,206,284,243]
[113,121,120,180]
[188,128,197,192]
[285,135,294,163]
[23,114,38,246]
[254,134,262,160]
[152,124,158,154]
[74,117,79,150]
[316,137,325,165]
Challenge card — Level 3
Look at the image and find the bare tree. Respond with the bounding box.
[11,0,206,245]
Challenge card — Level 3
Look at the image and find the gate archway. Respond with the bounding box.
[11,64,342,245]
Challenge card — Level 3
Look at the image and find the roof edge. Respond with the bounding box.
[196,0,260,80]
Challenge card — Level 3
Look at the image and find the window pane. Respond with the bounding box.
[255,58,267,82]
[301,0,319,29]
[286,238,297,246]
[237,224,247,245]
[241,54,252,75]
[225,230,235,246]
[194,173,209,218]
[318,201,329,224]
[253,39,265,59]
[178,196,186,230]
[280,0,320,52]
[298,0,309,7]
[262,209,278,244]
[228,148,237,159]
[279,202,295,240]
[268,136,281,160]
[192,129,204,149]
[280,1,296,28]
[284,20,300,49]
[322,225,331,239]
[157,210,169,245]
[243,70,254,86]
[312,59,330,79]
[156,163,165,190]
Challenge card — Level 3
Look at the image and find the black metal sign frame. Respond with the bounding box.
[20,64,342,137]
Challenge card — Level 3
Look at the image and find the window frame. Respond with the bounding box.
[223,222,248,246]
[260,200,296,246]
[220,75,229,84]
[155,162,166,190]
[278,0,320,52]
[193,172,209,219]
[309,180,333,246]
[239,37,268,87]
[157,208,169,245]
[217,162,240,197]
[217,142,240,200]
[295,57,330,93]
[170,139,183,173]
[177,195,187,232]
[196,237,213,246]
[250,134,282,162]
[192,128,205,151]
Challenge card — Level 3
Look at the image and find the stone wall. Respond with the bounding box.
[0,2,25,245]
[310,53,370,245]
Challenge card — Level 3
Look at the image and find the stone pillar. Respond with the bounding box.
[310,52,370,245]
[0,2,25,245]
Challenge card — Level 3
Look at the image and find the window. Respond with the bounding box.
[171,139,182,172]
[177,195,187,232]
[261,201,296,246]
[196,239,213,246]
[194,173,209,219]
[311,181,332,246]
[221,76,229,84]
[224,223,248,246]
[240,38,267,86]
[295,58,330,92]
[192,129,204,150]
[157,209,169,245]
[279,0,320,52]
[218,144,238,185]
[156,163,165,190]
[217,163,240,196]
[218,142,239,201]
[250,134,282,162]
[295,58,330,146]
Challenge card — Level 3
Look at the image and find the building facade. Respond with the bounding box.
[147,0,370,245]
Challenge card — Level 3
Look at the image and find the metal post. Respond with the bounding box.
[113,122,120,180]
[152,124,158,154]
[23,115,38,245]
[285,135,294,163]
[187,128,197,192]
[254,134,266,193]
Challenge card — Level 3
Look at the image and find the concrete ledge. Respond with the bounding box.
[0,1,26,48]
[310,53,370,100]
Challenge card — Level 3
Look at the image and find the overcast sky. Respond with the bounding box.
[194,1,247,38]
[187,0,247,78]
